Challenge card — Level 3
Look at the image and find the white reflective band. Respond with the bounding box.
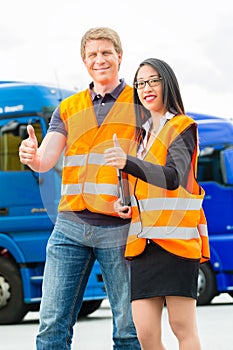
[128,222,142,236]
[63,155,87,167]
[61,183,82,195]
[130,196,137,207]
[88,153,105,165]
[139,197,202,211]
[61,182,118,196]
[128,222,200,240]
[197,224,208,237]
[137,226,200,239]
[84,182,118,196]
[63,153,106,167]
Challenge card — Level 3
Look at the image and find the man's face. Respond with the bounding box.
[83,39,122,84]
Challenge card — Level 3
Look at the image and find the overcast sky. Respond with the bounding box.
[1,0,233,119]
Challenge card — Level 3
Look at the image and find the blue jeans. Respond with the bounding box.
[36,216,140,350]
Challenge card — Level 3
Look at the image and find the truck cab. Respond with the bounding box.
[189,112,233,304]
[0,82,106,324]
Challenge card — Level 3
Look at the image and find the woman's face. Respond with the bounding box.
[135,64,166,116]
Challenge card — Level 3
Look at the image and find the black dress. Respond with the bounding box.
[130,240,200,301]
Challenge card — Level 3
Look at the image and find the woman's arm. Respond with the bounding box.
[123,124,196,190]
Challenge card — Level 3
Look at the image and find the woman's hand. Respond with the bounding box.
[114,198,132,219]
[104,134,127,169]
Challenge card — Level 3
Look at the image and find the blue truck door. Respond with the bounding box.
[0,117,53,235]
[197,145,233,300]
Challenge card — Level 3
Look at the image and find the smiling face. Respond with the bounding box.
[135,64,166,116]
[83,39,122,89]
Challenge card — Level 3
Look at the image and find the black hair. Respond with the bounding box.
[133,58,185,141]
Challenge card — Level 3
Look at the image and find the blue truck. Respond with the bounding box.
[0,82,106,325]
[188,112,233,305]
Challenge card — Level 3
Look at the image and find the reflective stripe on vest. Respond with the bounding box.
[63,154,87,167]
[61,153,117,196]
[197,207,210,262]
[138,197,203,211]
[138,226,199,239]
[63,153,105,167]
[198,223,208,237]
[61,183,118,196]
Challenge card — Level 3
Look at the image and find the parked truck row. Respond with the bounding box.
[0,81,232,324]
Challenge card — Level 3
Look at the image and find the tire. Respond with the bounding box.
[0,256,28,324]
[78,300,103,317]
[197,263,217,305]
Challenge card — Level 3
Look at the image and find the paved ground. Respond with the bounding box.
[1,294,233,349]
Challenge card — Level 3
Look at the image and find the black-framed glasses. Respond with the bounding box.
[134,77,162,90]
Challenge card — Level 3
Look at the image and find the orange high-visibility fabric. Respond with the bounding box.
[125,115,210,263]
[58,86,135,215]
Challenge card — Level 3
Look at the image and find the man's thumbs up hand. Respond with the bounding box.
[27,125,38,147]
[19,125,38,165]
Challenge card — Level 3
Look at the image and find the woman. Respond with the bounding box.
[104,58,210,350]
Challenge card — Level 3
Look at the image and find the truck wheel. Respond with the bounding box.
[78,300,103,317]
[197,263,217,305]
[0,256,28,324]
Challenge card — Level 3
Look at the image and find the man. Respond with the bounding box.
[19,27,140,350]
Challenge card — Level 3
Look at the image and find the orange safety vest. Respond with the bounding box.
[125,115,210,263]
[58,86,135,215]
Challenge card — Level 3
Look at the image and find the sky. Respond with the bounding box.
[1,0,233,119]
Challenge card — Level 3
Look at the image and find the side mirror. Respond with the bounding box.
[1,120,19,136]
[19,125,28,139]
[220,148,233,185]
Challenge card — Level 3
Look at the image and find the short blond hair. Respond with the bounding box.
[80,27,123,59]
